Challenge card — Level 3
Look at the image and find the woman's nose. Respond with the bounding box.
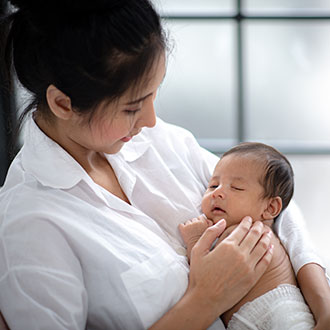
[138,98,156,129]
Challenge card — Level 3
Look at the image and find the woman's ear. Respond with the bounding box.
[262,197,282,220]
[46,84,73,120]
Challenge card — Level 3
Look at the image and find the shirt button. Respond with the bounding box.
[175,246,187,256]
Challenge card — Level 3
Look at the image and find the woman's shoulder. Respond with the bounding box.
[0,150,81,229]
[0,151,27,203]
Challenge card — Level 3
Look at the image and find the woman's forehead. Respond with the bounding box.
[120,53,166,105]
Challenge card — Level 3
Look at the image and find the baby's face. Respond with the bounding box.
[202,154,269,227]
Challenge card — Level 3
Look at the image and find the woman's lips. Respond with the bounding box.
[121,130,141,143]
[121,136,132,142]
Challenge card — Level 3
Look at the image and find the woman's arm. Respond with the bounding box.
[297,263,330,330]
[273,201,325,274]
[274,201,330,329]
[150,217,274,330]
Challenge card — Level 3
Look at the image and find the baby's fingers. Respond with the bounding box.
[192,220,226,257]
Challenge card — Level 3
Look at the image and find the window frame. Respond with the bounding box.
[161,0,330,155]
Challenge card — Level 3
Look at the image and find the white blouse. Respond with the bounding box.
[0,116,325,330]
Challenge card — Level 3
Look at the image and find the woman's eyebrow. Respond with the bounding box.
[125,73,166,106]
[125,93,152,106]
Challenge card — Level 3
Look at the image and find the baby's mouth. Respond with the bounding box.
[212,206,226,213]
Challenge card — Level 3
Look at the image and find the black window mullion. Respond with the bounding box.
[236,0,244,143]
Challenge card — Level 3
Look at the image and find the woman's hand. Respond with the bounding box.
[188,216,273,320]
[179,215,213,262]
[150,216,273,330]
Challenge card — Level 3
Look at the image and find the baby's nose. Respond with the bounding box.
[212,185,225,199]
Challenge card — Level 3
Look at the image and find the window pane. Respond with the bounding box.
[152,0,236,16]
[155,20,237,146]
[243,0,330,15]
[244,21,330,144]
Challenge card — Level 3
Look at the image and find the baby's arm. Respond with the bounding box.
[178,215,213,262]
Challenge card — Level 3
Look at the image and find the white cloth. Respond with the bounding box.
[227,284,315,330]
[0,115,325,329]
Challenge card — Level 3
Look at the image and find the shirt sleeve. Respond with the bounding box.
[273,200,330,285]
[0,217,88,329]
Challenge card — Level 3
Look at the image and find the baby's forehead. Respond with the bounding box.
[218,152,264,167]
[213,153,266,178]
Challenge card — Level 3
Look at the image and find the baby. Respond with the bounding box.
[179,142,315,329]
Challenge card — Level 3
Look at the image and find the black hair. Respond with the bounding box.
[222,142,294,213]
[1,0,167,132]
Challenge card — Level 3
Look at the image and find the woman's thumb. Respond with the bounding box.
[193,219,226,256]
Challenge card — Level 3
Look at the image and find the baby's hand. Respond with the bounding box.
[179,215,213,260]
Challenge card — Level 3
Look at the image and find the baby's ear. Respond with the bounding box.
[262,197,282,220]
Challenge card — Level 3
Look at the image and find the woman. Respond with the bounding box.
[0,0,329,329]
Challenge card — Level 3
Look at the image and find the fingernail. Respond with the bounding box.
[267,231,272,238]
[269,244,274,253]
[216,219,225,226]
[245,216,252,223]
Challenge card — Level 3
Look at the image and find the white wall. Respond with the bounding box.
[289,155,330,273]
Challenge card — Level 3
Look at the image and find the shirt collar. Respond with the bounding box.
[21,114,151,189]
[116,137,151,163]
[21,115,88,189]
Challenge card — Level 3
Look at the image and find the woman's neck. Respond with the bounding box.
[34,112,102,173]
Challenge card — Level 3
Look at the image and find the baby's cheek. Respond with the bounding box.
[201,196,209,214]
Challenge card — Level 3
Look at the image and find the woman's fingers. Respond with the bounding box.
[250,230,273,266]
[239,221,264,250]
[228,218,273,269]
[188,217,274,316]
[225,216,253,245]
[218,217,273,274]
[192,219,226,256]
[255,243,274,274]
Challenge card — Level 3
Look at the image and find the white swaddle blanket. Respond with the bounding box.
[227,284,315,330]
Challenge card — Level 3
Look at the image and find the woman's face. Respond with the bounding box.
[68,55,166,155]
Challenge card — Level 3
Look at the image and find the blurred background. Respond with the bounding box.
[0,0,329,270]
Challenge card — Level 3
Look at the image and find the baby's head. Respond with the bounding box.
[202,142,294,227]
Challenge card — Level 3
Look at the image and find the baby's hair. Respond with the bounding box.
[222,142,294,212]
[1,0,167,130]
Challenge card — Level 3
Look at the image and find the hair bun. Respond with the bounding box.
[9,0,126,13]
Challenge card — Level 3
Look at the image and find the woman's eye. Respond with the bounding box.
[209,185,218,189]
[125,109,140,115]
